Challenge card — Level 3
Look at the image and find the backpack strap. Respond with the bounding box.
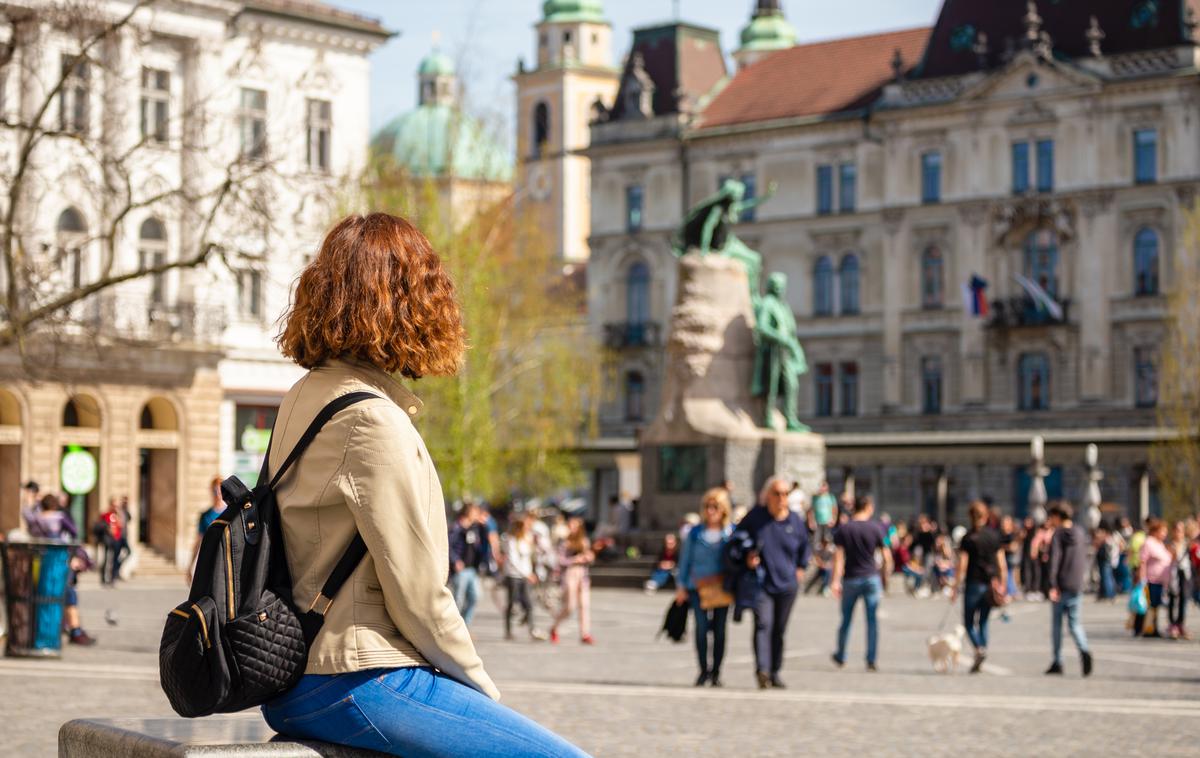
[264,391,381,489]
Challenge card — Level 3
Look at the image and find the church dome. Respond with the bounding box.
[418,49,455,77]
[543,0,605,24]
[740,4,797,52]
[371,105,512,184]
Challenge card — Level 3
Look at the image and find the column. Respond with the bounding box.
[1076,192,1115,400]
[881,209,906,410]
[957,202,989,405]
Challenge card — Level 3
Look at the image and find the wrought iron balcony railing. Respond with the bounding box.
[987,296,1071,329]
[603,321,661,349]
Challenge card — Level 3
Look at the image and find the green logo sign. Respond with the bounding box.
[240,426,271,454]
[61,448,98,495]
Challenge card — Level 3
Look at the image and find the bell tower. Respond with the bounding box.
[515,1,620,263]
[735,0,798,69]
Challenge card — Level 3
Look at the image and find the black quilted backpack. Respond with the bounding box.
[159,392,377,717]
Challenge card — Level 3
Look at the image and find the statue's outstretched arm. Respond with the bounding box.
[699,207,723,254]
[735,181,778,215]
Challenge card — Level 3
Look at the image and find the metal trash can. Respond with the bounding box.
[1,540,74,657]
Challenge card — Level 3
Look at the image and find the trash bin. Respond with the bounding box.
[1,540,74,658]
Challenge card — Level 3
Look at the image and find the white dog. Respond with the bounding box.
[926,624,966,673]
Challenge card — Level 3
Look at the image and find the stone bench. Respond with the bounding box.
[59,716,388,757]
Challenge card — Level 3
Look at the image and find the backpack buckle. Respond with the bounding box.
[307,592,335,616]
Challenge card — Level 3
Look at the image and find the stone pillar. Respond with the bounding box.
[880,209,906,410]
[1138,467,1150,525]
[1077,193,1115,400]
[958,203,989,405]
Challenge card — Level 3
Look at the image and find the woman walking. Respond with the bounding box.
[502,514,545,642]
[675,488,733,687]
[953,501,1007,673]
[1167,521,1191,639]
[1135,518,1171,638]
[550,517,595,645]
[261,213,584,757]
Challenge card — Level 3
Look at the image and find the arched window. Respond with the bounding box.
[1133,227,1160,296]
[57,207,87,289]
[813,256,834,316]
[532,102,550,159]
[139,217,168,305]
[921,245,943,309]
[625,371,645,422]
[1017,352,1051,411]
[1024,229,1059,298]
[839,254,860,315]
[626,261,650,344]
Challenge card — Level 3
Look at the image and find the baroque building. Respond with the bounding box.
[0,0,388,565]
[587,0,1194,525]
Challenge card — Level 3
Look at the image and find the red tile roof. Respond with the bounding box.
[698,27,932,131]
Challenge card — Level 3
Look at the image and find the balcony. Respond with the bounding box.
[603,321,662,350]
[88,293,227,347]
[987,296,1071,329]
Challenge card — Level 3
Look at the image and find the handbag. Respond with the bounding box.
[695,575,733,610]
[159,392,377,717]
[659,598,688,642]
[987,576,1008,608]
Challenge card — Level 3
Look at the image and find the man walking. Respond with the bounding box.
[811,481,836,541]
[735,475,810,689]
[1046,502,1093,677]
[448,502,487,626]
[830,496,891,671]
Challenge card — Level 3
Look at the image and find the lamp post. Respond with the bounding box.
[1084,443,1103,530]
[1028,435,1049,525]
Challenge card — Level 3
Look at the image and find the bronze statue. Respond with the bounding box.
[671,178,775,308]
[752,273,809,432]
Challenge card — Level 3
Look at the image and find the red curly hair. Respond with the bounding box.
[278,213,465,378]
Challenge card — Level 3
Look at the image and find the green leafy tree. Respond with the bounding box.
[352,162,597,503]
[1150,201,1200,522]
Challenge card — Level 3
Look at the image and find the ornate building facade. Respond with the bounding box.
[587,0,1194,524]
[0,0,388,564]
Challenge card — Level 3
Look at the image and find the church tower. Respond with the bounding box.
[735,0,798,69]
[515,1,620,263]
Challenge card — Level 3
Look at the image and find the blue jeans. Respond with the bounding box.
[835,575,882,664]
[1052,592,1089,665]
[451,568,480,625]
[263,667,589,758]
[687,590,729,675]
[1097,560,1115,600]
[963,582,992,651]
[648,568,674,588]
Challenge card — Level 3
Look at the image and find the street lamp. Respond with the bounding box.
[1083,443,1103,530]
[1028,435,1048,525]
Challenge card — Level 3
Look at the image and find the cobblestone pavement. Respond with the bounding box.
[2,574,1198,756]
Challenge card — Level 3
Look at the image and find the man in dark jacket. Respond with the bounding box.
[1046,501,1093,677]
[448,502,488,626]
[734,475,810,690]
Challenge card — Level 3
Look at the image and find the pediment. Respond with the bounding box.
[963,51,1101,103]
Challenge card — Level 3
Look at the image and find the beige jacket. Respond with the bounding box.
[268,358,499,700]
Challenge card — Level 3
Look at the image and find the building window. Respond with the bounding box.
[239,88,267,160]
[1012,142,1030,194]
[921,356,942,414]
[839,362,859,417]
[56,207,86,289]
[815,363,834,417]
[626,261,649,336]
[59,54,89,134]
[1133,227,1160,296]
[140,67,169,143]
[626,185,644,233]
[233,404,279,486]
[1036,139,1054,193]
[625,371,645,421]
[1134,347,1158,409]
[816,164,833,215]
[306,99,331,173]
[138,217,167,305]
[1024,229,1059,298]
[533,101,550,159]
[839,254,860,315]
[1134,128,1157,184]
[921,245,943,309]
[1017,352,1050,411]
[739,174,757,222]
[813,256,834,316]
[838,163,856,213]
[921,151,942,204]
[237,269,262,318]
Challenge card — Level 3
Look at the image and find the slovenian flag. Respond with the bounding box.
[1013,273,1064,321]
[961,275,989,317]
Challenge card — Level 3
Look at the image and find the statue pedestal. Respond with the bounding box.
[637,252,826,528]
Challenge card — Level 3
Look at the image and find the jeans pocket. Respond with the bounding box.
[281,694,391,752]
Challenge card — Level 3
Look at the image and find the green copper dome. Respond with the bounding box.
[418,49,455,77]
[543,0,605,24]
[740,12,797,52]
[371,105,512,183]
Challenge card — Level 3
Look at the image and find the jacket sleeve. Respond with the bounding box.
[1047,531,1062,591]
[339,406,500,701]
[447,525,464,567]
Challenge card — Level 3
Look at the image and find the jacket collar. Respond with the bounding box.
[321,358,425,418]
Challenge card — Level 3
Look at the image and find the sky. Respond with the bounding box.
[339,0,944,146]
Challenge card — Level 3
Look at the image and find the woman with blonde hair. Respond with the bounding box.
[261,214,585,757]
[550,517,595,644]
[676,488,734,686]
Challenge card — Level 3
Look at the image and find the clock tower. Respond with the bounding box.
[515,1,620,263]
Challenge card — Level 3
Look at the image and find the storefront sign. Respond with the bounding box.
[61,447,98,495]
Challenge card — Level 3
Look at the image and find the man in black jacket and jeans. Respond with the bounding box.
[1046,501,1093,677]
